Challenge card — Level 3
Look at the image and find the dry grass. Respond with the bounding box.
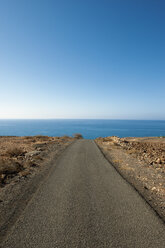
[0,158,23,184]
[6,147,25,157]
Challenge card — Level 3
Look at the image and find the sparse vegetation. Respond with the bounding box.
[0,135,74,187]
[61,135,70,139]
[74,133,83,139]
[34,135,51,141]
[6,147,25,157]
[0,158,23,185]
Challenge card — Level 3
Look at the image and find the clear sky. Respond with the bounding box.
[0,0,165,119]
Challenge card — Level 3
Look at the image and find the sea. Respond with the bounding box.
[0,119,165,139]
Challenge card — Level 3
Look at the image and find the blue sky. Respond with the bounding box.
[0,0,165,119]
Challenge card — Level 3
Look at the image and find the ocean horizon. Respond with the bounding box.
[0,119,165,139]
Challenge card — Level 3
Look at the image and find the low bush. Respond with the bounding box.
[34,135,51,141]
[6,147,25,157]
[0,159,23,185]
[74,133,83,139]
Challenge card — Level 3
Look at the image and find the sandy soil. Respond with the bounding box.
[95,136,165,221]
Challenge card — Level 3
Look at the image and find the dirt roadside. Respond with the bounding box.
[95,136,165,222]
[0,135,75,242]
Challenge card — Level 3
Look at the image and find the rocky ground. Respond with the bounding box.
[95,136,165,221]
[0,135,75,187]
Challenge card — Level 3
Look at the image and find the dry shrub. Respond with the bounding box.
[23,160,39,168]
[74,133,83,139]
[0,158,23,184]
[6,147,25,157]
[34,155,43,161]
[53,137,60,140]
[24,136,33,140]
[62,135,70,139]
[0,159,23,174]
[18,170,30,177]
[60,136,71,142]
[24,136,37,142]
[34,135,50,141]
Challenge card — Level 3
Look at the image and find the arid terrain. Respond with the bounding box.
[95,136,165,221]
[0,135,75,187]
[1,139,165,247]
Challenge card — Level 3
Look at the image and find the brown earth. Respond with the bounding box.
[0,135,75,187]
[95,136,165,221]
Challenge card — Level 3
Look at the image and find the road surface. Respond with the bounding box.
[2,140,165,247]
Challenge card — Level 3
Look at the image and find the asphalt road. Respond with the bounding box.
[2,140,165,247]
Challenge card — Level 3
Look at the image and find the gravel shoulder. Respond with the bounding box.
[95,136,165,222]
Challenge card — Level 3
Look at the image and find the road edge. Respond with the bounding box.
[94,141,165,224]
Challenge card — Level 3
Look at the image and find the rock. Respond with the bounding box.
[36,147,43,151]
[0,174,5,179]
[25,151,40,158]
[151,187,156,191]
[156,158,161,164]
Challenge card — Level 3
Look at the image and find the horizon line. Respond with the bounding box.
[0,118,165,121]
